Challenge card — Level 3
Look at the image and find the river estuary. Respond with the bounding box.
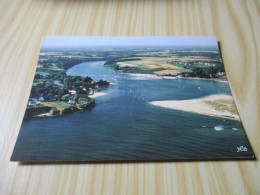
[12,61,254,161]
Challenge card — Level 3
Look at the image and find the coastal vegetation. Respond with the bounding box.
[26,51,110,120]
[27,46,227,120]
[202,99,238,115]
[104,49,226,79]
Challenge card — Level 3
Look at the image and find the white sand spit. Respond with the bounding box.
[149,94,240,120]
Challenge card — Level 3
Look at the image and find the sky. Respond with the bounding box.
[41,36,218,48]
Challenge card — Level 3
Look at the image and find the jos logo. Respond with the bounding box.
[237,146,247,152]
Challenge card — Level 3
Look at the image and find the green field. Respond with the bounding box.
[42,101,72,110]
[115,57,192,75]
[36,71,51,76]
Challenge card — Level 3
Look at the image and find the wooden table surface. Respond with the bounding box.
[0,0,259,194]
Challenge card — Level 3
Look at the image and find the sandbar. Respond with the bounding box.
[149,94,240,120]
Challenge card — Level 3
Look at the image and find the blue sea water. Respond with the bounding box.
[11,61,254,161]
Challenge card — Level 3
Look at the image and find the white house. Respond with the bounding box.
[69,89,76,94]
[38,97,44,102]
[217,72,226,76]
[28,100,36,106]
[68,100,75,104]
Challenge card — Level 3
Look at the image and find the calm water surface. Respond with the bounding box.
[12,61,254,161]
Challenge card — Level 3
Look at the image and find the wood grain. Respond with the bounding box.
[0,0,259,194]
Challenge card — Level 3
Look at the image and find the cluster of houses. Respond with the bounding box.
[165,60,226,78]
[168,60,218,67]
[171,73,184,78]
[37,79,62,88]
[66,97,89,105]
[28,96,89,106]
[28,98,41,106]
[216,72,226,76]
[171,72,225,78]
[28,95,50,106]
[28,87,92,107]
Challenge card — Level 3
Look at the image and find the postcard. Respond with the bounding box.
[11,36,255,162]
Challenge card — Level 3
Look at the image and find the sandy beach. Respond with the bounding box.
[109,82,117,85]
[180,77,228,83]
[89,92,107,98]
[128,73,161,80]
[128,73,227,83]
[149,94,240,120]
[34,113,52,118]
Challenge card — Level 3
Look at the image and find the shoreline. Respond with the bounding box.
[88,92,107,98]
[149,94,239,121]
[179,77,228,83]
[25,99,96,120]
[126,73,227,83]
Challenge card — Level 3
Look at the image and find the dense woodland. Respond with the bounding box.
[32,56,109,102]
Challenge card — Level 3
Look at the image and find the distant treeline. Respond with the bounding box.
[181,64,225,78]
[39,57,107,70]
[170,51,221,60]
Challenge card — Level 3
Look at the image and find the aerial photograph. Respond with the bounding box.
[11,36,254,162]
